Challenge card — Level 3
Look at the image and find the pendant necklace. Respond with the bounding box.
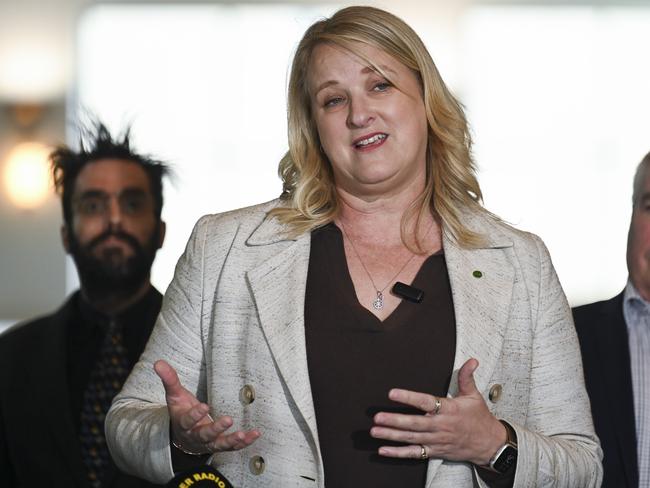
[340,220,429,310]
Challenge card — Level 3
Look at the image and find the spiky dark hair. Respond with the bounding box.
[51,121,169,227]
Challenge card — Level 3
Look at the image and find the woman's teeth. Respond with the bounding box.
[355,134,386,147]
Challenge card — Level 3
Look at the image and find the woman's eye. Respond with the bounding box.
[324,96,344,108]
[373,81,391,92]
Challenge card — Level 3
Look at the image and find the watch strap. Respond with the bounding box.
[500,419,517,448]
[484,420,518,473]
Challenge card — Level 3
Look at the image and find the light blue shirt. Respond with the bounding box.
[623,280,650,487]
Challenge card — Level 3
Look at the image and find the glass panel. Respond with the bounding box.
[461,6,650,304]
[75,4,339,292]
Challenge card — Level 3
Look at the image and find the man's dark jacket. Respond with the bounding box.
[573,291,638,488]
[0,289,163,488]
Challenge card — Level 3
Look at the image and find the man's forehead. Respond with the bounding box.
[74,158,151,194]
[638,170,650,199]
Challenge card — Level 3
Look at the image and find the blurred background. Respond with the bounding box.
[1,0,649,332]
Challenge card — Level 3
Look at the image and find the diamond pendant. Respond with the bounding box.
[372,291,384,310]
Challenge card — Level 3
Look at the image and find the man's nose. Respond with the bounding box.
[107,197,123,228]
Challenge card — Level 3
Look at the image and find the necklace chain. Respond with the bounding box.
[339,220,430,310]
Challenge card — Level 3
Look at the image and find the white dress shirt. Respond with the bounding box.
[623,280,650,487]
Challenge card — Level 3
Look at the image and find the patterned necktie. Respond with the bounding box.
[79,320,130,487]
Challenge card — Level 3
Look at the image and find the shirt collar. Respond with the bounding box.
[77,285,158,332]
[624,279,650,329]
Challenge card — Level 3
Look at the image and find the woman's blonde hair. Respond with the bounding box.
[270,5,487,248]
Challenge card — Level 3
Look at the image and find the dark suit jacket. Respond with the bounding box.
[0,290,163,488]
[573,292,638,488]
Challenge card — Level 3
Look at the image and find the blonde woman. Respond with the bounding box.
[106,6,602,487]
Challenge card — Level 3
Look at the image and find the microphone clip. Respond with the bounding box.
[392,281,424,303]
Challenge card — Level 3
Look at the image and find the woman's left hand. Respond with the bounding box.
[370,358,506,466]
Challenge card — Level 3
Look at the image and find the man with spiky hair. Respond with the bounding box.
[0,122,168,487]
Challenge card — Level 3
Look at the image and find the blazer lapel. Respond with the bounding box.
[426,214,515,487]
[444,236,515,395]
[245,218,321,461]
[246,210,516,486]
[30,300,90,485]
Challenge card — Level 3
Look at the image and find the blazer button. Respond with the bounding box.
[249,455,265,475]
[489,384,503,403]
[240,384,255,405]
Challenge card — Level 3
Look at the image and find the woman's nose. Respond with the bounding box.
[346,96,374,128]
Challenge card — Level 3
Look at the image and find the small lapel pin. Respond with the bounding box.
[472,270,483,278]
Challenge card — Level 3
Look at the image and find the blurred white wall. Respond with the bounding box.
[460,6,650,305]
[74,2,650,307]
[73,4,341,294]
[1,0,650,333]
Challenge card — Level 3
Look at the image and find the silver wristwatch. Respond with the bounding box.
[485,420,518,474]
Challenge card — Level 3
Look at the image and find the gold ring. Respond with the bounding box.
[171,439,211,456]
[420,444,428,460]
[433,397,442,415]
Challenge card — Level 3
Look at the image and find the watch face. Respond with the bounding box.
[493,445,518,473]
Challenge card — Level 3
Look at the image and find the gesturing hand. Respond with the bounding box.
[154,360,261,454]
[370,358,506,465]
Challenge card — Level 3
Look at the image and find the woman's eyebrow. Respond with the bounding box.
[314,80,338,95]
[361,64,398,77]
[314,65,398,95]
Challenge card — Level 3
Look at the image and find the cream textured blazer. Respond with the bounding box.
[106,200,603,487]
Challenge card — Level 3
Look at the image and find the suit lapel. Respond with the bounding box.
[30,300,90,486]
[596,293,638,488]
[245,219,321,461]
[426,215,515,486]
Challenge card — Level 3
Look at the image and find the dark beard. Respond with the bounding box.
[68,224,160,302]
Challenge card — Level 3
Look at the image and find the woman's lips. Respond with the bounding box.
[353,133,388,150]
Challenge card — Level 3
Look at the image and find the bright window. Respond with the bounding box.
[461,6,650,305]
[75,4,650,306]
[75,4,339,292]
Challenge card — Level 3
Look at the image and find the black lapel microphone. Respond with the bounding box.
[166,465,234,488]
[392,281,424,303]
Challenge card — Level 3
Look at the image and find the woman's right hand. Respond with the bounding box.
[154,359,261,454]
